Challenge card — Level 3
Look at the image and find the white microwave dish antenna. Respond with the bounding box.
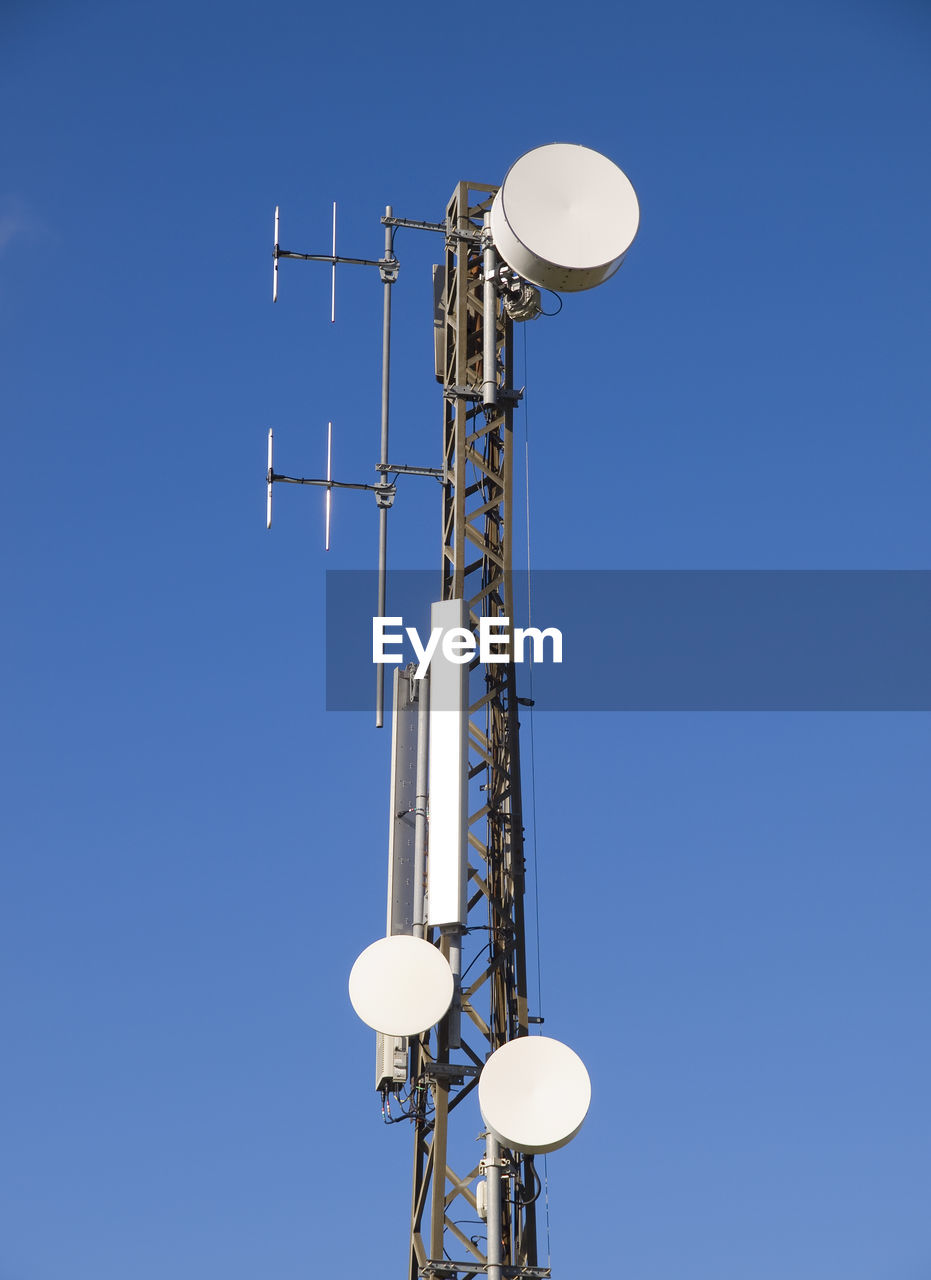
[349,934,455,1036]
[478,1034,592,1154]
[490,142,639,292]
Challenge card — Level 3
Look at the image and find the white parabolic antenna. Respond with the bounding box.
[490,143,639,292]
[478,1035,592,1155]
[349,935,455,1036]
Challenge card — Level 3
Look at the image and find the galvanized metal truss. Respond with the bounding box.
[406,183,544,1280]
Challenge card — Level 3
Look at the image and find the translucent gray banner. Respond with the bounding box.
[325,570,931,711]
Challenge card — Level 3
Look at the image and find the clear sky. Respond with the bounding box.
[2,1,929,1278]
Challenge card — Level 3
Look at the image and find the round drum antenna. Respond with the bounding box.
[349,934,455,1036]
[490,143,640,292]
[478,1035,592,1154]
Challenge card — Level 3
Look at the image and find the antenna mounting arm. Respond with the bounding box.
[276,249,393,271]
[268,472,379,493]
[377,462,445,482]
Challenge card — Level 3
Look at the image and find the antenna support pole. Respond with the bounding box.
[482,213,498,411]
[485,1132,504,1280]
[376,206,397,729]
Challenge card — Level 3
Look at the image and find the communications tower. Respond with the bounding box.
[267,144,640,1280]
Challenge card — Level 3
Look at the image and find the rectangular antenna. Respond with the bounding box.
[325,420,333,550]
[387,666,418,936]
[266,429,274,528]
[273,206,279,303]
[426,598,469,929]
[330,201,337,323]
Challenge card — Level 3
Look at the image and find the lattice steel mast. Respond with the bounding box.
[406,180,542,1280]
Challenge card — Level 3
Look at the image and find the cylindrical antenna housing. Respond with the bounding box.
[490,143,639,292]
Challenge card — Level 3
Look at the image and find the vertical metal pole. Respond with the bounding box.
[376,205,394,728]
[445,927,461,1050]
[482,213,497,410]
[412,671,429,939]
[485,1132,503,1280]
[430,1079,450,1261]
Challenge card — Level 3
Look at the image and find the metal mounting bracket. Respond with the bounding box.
[375,481,396,509]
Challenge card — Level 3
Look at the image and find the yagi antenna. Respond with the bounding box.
[267,422,411,536]
[268,203,448,725]
[272,199,391,321]
[269,421,334,547]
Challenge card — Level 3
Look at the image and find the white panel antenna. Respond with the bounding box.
[426,598,469,929]
[386,666,420,937]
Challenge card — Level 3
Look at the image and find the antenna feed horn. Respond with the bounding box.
[375,481,396,509]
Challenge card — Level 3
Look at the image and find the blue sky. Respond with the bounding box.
[2,1,929,1277]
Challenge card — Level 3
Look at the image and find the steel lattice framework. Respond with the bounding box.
[406,182,545,1280]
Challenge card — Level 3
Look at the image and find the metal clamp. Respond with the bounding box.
[375,481,397,509]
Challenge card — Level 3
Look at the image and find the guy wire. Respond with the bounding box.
[521,319,551,1268]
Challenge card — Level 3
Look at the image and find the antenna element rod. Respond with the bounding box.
[266,429,274,528]
[330,202,337,323]
[325,420,332,551]
[273,207,280,303]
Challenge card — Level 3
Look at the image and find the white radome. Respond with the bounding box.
[478,1034,592,1154]
[490,143,640,292]
[348,934,455,1036]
